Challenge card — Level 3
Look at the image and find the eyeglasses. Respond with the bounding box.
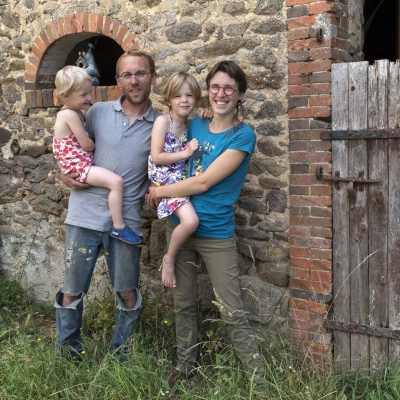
[118,71,151,81]
[208,85,239,96]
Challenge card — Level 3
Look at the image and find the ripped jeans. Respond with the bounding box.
[55,224,142,355]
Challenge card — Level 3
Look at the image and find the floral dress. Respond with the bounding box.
[53,133,93,183]
[148,114,190,218]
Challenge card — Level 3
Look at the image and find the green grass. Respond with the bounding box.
[2,272,400,400]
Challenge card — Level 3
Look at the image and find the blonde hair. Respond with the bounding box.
[55,66,92,98]
[159,72,201,104]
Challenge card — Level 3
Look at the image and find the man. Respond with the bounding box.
[55,50,160,359]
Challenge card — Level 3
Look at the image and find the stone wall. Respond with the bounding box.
[347,0,365,61]
[0,1,290,334]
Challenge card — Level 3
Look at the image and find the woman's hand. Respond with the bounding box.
[151,149,247,199]
[60,172,90,190]
[146,184,160,210]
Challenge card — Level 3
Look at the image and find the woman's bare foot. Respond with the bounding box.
[162,255,177,288]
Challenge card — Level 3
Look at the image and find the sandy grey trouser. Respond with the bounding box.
[166,220,264,376]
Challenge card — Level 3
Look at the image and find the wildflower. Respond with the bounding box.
[37,338,42,341]
[81,350,86,355]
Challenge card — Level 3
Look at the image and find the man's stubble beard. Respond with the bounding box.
[122,84,151,106]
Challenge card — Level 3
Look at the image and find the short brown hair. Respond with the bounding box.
[116,50,156,76]
[206,60,247,94]
[206,61,247,118]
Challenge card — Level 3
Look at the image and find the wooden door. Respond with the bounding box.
[327,60,400,372]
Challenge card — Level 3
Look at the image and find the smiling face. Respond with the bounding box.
[63,80,92,112]
[208,71,242,119]
[167,80,196,118]
[116,55,157,106]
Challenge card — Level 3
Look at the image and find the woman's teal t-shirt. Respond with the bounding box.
[169,116,256,238]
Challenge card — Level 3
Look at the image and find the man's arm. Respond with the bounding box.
[60,172,91,190]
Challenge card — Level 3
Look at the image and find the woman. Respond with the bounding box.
[149,60,264,387]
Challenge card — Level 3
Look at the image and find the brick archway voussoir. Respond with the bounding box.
[25,13,137,85]
[25,13,138,108]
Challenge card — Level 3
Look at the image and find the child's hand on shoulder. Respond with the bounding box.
[200,107,214,119]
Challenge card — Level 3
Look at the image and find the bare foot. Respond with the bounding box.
[162,255,177,288]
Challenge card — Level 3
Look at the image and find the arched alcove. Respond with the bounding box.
[66,36,124,87]
[32,34,123,89]
[25,14,137,108]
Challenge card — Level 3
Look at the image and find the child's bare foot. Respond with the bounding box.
[162,256,177,288]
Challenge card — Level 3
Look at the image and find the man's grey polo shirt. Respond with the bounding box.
[64,97,161,234]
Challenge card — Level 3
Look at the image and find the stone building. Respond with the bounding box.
[0,0,382,364]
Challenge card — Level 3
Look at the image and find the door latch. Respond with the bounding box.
[316,168,380,208]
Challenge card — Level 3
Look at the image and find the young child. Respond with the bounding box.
[53,65,142,245]
[148,71,203,288]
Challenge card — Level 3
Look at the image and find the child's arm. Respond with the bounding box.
[150,149,247,199]
[150,115,198,165]
[57,109,94,152]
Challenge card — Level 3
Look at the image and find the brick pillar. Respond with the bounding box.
[286,0,351,363]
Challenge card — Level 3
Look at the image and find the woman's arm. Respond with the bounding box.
[149,148,247,199]
[150,116,197,165]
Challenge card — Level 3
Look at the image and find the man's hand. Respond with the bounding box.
[145,184,160,210]
[60,172,90,190]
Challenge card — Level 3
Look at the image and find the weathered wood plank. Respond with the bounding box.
[348,61,369,371]
[388,61,400,128]
[368,63,378,129]
[368,60,389,369]
[377,59,389,129]
[331,62,351,372]
[388,137,400,360]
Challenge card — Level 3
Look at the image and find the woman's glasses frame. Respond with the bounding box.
[207,85,239,96]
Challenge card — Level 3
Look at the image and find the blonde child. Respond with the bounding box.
[148,72,203,287]
[53,66,142,245]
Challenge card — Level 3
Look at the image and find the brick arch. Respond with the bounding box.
[25,13,139,109]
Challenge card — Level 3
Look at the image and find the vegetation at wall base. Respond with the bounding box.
[1,272,400,399]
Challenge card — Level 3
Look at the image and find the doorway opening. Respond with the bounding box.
[363,0,397,63]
